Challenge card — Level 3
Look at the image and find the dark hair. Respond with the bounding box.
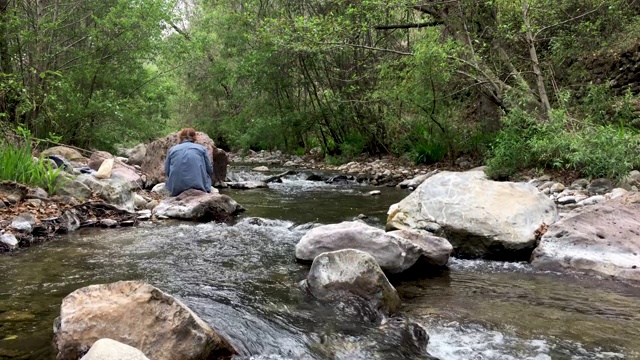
[179,128,197,142]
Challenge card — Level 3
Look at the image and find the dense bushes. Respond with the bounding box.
[486,102,640,180]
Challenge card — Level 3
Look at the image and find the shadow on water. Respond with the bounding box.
[1,166,639,359]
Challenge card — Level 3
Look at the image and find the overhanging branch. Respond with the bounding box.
[374,21,444,30]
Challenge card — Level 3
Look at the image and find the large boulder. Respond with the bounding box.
[53,281,236,360]
[531,195,640,281]
[80,338,149,360]
[141,132,228,188]
[386,171,558,260]
[41,146,85,162]
[153,189,243,222]
[295,221,451,273]
[74,174,135,211]
[305,249,401,316]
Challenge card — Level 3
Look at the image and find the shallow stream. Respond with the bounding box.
[1,165,639,359]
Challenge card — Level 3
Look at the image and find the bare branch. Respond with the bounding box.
[374,21,444,30]
[534,4,604,39]
[321,42,413,56]
[166,19,191,41]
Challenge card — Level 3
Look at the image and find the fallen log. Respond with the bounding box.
[264,170,297,183]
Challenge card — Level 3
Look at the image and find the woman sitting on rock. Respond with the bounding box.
[164,128,213,196]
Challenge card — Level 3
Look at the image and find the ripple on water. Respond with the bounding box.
[2,186,640,360]
[425,319,628,360]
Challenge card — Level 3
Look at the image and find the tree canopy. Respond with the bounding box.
[1,0,639,177]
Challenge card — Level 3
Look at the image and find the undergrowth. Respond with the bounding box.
[0,127,67,194]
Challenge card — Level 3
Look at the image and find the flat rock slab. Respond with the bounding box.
[153,189,243,222]
[387,171,558,260]
[531,196,640,281]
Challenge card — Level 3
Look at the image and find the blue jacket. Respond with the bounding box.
[165,141,213,196]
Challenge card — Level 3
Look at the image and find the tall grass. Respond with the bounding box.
[0,138,67,194]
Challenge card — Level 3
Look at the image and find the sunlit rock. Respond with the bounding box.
[41,146,85,162]
[88,151,144,188]
[53,281,236,360]
[296,221,451,273]
[531,194,640,281]
[387,171,558,260]
[0,233,19,251]
[80,338,149,360]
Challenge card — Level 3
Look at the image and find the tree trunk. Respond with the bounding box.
[0,0,9,74]
[523,0,552,120]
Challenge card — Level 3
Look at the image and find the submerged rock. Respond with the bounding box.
[315,317,434,360]
[531,195,640,281]
[227,181,268,189]
[80,338,149,360]
[296,221,451,273]
[305,249,401,316]
[53,281,236,360]
[387,171,558,260]
[153,189,244,222]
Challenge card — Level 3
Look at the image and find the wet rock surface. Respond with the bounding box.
[53,281,236,360]
[305,249,401,316]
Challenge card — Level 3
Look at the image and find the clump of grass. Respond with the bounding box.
[0,133,67,194]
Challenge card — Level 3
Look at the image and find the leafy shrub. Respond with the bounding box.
[487,107,640,180]
[339,133,368,159]
[412,139,447,165]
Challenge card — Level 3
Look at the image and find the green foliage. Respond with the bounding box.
[1,0,178,151]
[0,132,66,194]
[487,107,640,180]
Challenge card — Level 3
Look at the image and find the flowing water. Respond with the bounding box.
[1,165,640,359]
